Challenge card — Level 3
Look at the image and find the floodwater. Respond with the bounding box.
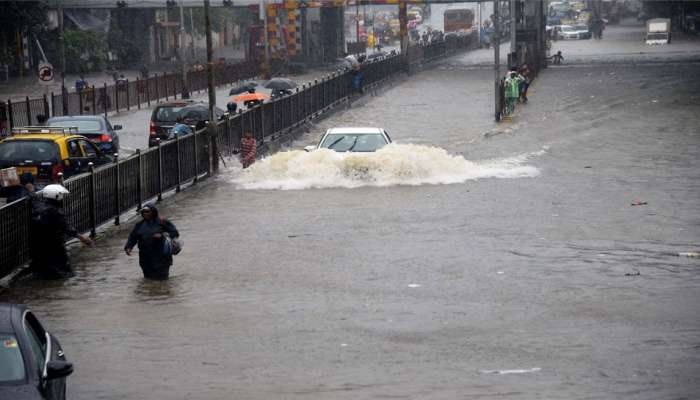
[2,22,700,399]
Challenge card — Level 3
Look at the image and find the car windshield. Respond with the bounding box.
[573,25,588,31]
[0,140,59,162]
[154,106,186,123]
[561,26,575,32]
[320,133,387,152]
[0,334,25,383]
[48,119,102,132]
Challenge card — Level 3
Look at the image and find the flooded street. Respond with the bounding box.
[2,22,700,399]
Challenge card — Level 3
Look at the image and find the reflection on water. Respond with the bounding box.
[132,276,181,303]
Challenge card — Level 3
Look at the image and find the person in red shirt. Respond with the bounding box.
[240,131,256,168]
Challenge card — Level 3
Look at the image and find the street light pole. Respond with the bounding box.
[179,0,189,99]
[57,0,67,113]
[510,0,516,66]
[204,0,218,173]
[494,0,501,122]
[262,0,270,78]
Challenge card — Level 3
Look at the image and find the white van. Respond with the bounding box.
[646,18,671,45]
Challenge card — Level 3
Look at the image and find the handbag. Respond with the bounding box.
[162,233,183,256]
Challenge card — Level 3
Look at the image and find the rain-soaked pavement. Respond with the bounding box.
[2,21,700,399]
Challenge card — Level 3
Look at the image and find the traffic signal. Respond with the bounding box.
[166,0,177,8]
[223,0,233,6]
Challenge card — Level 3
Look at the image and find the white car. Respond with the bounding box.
[558,24,591,40]
[305,127,392,153]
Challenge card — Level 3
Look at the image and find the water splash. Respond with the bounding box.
[230,143,541,190]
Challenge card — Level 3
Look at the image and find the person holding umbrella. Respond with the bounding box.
[264,78,297,99]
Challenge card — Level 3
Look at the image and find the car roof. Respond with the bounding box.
[326,127,384,135]
[2,134,85,142]
[47,115,105,121]
[155,100,195,108]
[0,303,25,333]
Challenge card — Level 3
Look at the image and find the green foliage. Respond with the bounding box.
[0,1,48,65]
[108,9,151,68]
[63,29,107,74]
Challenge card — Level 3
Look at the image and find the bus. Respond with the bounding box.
[444,8,474,34]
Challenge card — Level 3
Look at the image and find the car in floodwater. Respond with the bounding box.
[0,127,115,187]
[558,24,591,40]
[46,115,121,155]
[0,303,73,400]
[305,127,392,153]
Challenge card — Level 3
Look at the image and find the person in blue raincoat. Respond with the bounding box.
[124,203,179,280]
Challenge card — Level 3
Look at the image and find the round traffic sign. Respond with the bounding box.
[38,62,54,83]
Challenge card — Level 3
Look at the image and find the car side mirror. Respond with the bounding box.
[45,360,73,380]
[113,125,122,130]
[304,145,315,152]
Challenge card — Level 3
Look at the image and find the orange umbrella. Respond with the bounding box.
[231,92,270,102]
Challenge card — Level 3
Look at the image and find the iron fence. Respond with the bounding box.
[0,50,453,278]
[1,61,259,133]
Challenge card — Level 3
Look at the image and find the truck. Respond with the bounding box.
[646,18,671,45]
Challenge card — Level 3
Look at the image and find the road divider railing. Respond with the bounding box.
[0,38,472,279]
[0,61,260,133]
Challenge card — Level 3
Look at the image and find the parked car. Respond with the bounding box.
[46,115,121,154]
[148,100,224,147]
[558,24,591,40]
[305,127,392,153]
[0,303,73,400]
[0,127,114,187]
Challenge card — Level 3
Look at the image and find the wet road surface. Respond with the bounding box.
[2,23,700,399]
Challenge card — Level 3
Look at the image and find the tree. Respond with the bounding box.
[63,29,107,74]
[0,1,48,69]
[107,8,152,69]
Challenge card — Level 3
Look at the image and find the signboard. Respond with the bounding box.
[37,62,54,85]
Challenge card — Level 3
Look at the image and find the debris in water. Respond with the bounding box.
[631,200,648,206]
[407,283,421,288]
[625,271,641,276]
[678,252,700,258]
[481,367,541,375]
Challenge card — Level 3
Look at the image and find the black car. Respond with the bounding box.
[148,101,224,147]
[148,100,194,147]
[46,115,121,155]
[0,303,73,400]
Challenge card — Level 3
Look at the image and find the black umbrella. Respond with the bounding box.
[264,77,298,91]
[229,82,257,96]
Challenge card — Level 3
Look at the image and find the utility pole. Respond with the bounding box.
[179,0,189,98]
[510,0,516,67]
[399,1,408,55]
[494,0,501,122]
[356,0,360,43]
[57,0,67,113]
[190,8,196,60]
[204,0,218,173]
[262,0,270,78]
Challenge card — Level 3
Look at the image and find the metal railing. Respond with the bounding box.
[0,40,471,278]
[1,61,259,134]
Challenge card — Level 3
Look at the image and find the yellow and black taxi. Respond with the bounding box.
[0,127,114,187]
